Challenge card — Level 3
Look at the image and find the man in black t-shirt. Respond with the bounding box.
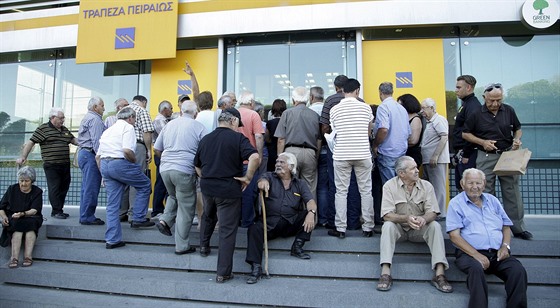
[194,108,260,283]
[463,83,532,240]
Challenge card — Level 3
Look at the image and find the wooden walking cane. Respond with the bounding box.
[259,189,270,278]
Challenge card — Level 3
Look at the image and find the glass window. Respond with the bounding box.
[226,39,356,106]
[459,35,560,159]
[0,50,150,160]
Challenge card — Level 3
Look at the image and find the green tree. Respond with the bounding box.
[533,0,549,15]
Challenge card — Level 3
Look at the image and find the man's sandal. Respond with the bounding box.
[432,274,453,293]
[8,258,18,269]
[376,274,393,291]
[22,257,33,267]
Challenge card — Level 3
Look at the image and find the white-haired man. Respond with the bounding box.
[245,152,317,284]
[77,97,106,225]
[377,156,452,293]
[420,98,449,218]
[462,83,532,240]
[104,98,129,128]
[275,86,321,199]
[17,107,78,219]
[447,168,527,308]
[237,90,265,227]
[154,101,206,254]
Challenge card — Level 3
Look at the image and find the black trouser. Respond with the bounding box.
[245,211,311,265]
[454,248,527,308]
[454,150,477,191]
[43,162,71,215]
[200,194,241,277]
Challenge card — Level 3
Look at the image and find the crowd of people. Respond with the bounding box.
[2,60,533,306]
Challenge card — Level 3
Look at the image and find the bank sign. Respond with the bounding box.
[77,0,178,63]
[521,0,560,29]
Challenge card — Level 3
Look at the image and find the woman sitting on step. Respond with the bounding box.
[0,166,44,268]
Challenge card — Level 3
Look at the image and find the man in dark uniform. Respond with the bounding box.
[452,75,481,190]
[463,83,532,240]
[195,108,260,283]
[245,152,317,284]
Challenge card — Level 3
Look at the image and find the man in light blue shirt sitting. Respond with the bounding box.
[447,168,527,308]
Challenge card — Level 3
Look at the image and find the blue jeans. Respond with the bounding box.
[241,164,259,228]
[326,147,361,229]
[101,159,151,244]
[78,149,102,223]
[377,154,399,184]
[316,146,329,225]
[152,155,168,216]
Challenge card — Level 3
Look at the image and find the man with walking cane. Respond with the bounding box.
[245,152,317,284]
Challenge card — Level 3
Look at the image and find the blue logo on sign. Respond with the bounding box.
[178,80,193,95]
[115,27,135,49]
[396,72,413,88]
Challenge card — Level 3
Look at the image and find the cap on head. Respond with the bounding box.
[221,108,244,127]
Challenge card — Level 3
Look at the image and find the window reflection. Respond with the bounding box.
[227,40,356,106]
[459,35,560,159]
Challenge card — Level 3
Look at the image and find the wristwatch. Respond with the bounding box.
[308,209,316,215]
[502,243,510,250]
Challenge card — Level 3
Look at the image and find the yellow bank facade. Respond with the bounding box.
[0,0,558,213]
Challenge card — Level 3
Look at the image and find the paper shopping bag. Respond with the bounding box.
[493,148,532,176]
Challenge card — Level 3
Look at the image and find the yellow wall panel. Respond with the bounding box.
[362,39,447,117]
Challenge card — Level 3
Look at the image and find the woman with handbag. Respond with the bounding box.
[0,166,43,268]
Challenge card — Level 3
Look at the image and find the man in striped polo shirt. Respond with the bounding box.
[17,107,78,219]
[327,79,375,239]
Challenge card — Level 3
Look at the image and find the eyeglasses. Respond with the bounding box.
[484,83,502,93]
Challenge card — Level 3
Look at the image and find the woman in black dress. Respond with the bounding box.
[397,94,424,169]
[0,166,43,268]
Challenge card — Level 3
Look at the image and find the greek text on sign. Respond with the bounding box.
[82,2,174,19]
[77,0,178,63]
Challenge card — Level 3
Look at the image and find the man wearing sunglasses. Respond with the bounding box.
[462,83,532,240]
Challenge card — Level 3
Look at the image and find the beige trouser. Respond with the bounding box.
[379,221,449,270]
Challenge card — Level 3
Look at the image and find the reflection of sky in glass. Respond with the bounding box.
[444,34,560,159]
[228,41,354,106]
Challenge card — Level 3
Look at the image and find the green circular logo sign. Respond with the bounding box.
[522,0,560,29]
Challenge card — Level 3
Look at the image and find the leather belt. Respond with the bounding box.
[287,144,315,150]
[81,147,95,154]
[484,146,512,155]
[102,157,124,161]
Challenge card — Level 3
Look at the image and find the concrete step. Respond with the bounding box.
[45,222,560,257]
[0,284,231,307]
[1,261,559,308]
[16,239,560,285]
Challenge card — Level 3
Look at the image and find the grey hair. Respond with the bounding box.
[217,95,233,108]
[379,82,394,95]
[117,106,136,120]
[278,152,298,176]
[310,86,324,101]
[181,101,198,116]
[88,97,103,111]
[292,86,309,104]
[237,91,254,107]
[395,156,415,174]
[253,101,264,114]
[422,98,436,109]
[17,166,36,183]
[114,98,129,110]
[158,100,172,113]
[222,91,236,99]
[461,168,485,183]
[49,107,64,118]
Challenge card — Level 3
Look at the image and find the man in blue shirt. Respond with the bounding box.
[447,168,527,308]
[77,97,106,225]
[372,82,410,184]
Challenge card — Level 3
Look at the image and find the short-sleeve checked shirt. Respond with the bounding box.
[129,101,154,143]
